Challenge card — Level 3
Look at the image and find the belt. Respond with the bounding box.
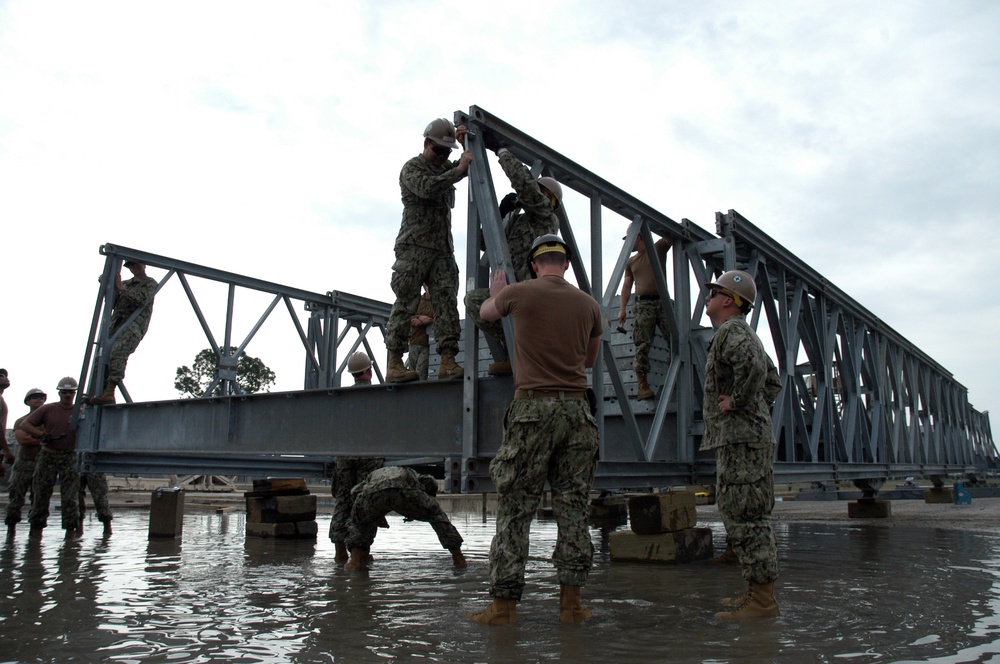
[636,294,660,301]
[514,389,586,400]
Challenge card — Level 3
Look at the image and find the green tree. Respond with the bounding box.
[174,347,277,397]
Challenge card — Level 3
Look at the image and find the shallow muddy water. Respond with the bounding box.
[2,508,1000,663]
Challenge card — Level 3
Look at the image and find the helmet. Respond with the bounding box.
[536,176,563,209]
[24,388,46,404]
[423,118,460,150]
[528,234,570,278]
[56,376,78,391]
[705,270,756,310]
[347,351,372,374]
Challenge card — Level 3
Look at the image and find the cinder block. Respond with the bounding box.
[246,520,319,539]
[246,494,317,524]
[848,498,892,518]
[924,488,953,504]
[610,527,714,564]
[149,487,185,539]
[628,492,697,534]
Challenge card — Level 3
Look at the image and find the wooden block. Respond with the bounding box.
[628,492,697,534]
[149,487,185,539]
[610,528,714,564]
[246,520,319,539]
[924,488,953,504]
[848,498,892,518]
[246,495,318,524]
[251,477,308,494]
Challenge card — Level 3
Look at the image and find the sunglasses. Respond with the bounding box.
[59,390,76,395]
[28,395,46,401]
[430,145,453,156]
[706,288,729,300]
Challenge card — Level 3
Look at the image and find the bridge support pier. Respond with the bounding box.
[848,497,891,519]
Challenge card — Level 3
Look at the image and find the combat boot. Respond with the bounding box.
[334,541,349,563]
[720,585,748,606]
[714,581,780,619]
[467,597,518,625]
[487,358,512,376]
[559,584,593,623]
[344,547,370,571]
[708,542,738,565]
[636,372,655,400]
[387,352,419,383]
[450,547,467,568]
[88,382,117,405]
[438,351,464,380]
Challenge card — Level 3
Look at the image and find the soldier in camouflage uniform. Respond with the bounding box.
[22,377,83,537]
[701,270,782,619]
[468,235,602,626]
[465,135,562,377]
[5,388,46,534]
[618,233,673,400]
[343,466,466,571]
[384,118,473,383]
[89,260,157,404]
[78,472,113,535]
[329,352,384,561]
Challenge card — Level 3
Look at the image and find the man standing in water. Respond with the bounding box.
[468,234,602,626]
[702,270,781,618]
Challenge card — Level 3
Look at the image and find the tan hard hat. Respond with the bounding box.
[705,270,756,309]
[423,118,460,150]
[536,177,563,208]
[56,376,78,391]
[24,388,47,404]
[347,352,372,374]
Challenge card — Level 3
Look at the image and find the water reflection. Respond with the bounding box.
[0,507,999,662]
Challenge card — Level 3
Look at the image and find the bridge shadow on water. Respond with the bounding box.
[2,508,1000,663]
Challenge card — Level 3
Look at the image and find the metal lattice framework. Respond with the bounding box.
[74,107,995,493]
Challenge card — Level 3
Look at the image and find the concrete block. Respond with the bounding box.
[610,527,714,564]
[246,520,319,539]
[924,488,953,504]
[628,492,697,534]
[246,494,317,524]
[149,487,185,539]
[848,498,892,518]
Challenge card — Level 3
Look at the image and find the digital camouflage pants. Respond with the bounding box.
[488,396,599,600]
[4,447,39,526]
[79,472,113,523]
[107,323,146,384]
[329,457,384,543]
[386,246,460,356]
[28,447,81,530]
[715,442,779,584]
[344,486,463,552]
[632,299,671,374]
[406,343,430,380]
[464,287,505,348]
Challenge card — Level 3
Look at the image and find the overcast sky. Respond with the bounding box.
[1,1,996,441]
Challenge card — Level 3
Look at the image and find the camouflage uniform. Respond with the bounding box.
[28,448,81,530]
[406,295,434,380]
[465,151,560,346]
[385,154,466,357]
[490,397,599,598]
[79,472,113,525]
[329,457,384,543]
[4,415,39,526]
[107,274,157,385]
[701,316,782,585]
[632,300,671,374]
[345,466,463,551]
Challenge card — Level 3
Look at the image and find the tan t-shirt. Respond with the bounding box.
[493,275,602,391]
[626,238,672,296]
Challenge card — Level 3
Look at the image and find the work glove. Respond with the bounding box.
[498,192,519,217]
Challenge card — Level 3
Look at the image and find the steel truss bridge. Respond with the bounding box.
[75,106,995,496]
